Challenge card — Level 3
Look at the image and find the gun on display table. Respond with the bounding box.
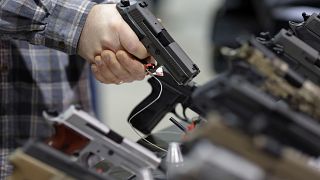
[178,116,320,180]
[44,106,161,180]
[257,29,320,85]
[290,13,320,51]
[9,140,110,180]
[192,74,320,157]
[223,40,320,121]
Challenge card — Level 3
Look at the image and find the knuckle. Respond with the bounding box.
[109,19,120,31]
[101,37,110,46]
[117,56,127,66]
[101,39,114,51]
[101,52,111,62]
[118,52,129,63]
[106,58,117,67]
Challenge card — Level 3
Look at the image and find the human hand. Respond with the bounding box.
[92,50,155,84]
[78,4,148,62]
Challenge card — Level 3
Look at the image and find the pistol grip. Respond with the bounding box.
[128,77,180,134]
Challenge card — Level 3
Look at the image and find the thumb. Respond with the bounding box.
[118,20,148,59]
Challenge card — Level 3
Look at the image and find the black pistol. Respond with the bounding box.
[127,71,200,134]
[116,0,200,134]
[116,0,200,85]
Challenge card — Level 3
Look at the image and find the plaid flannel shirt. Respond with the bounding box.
[0,0,101,177]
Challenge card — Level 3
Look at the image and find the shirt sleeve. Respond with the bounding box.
[0,0,96,54]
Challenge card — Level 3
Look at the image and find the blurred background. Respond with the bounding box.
[92,0,319,141]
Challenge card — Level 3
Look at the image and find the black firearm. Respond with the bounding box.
[192,74,320,157]
[257,29,320,85]
[290,13,320,51]
[127,71,201,134]
[116,0,200,85]
[116,0,200,134]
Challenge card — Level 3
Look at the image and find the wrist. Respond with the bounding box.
[44,0,96,54]
[77,4,100,61]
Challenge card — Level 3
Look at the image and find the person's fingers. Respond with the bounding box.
[91,64,106,83]
[116,51,145,81]
[118,20,148,59]
[94,55,121,84]
[101,50,133,83]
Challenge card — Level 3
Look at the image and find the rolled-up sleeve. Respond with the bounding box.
[0,0,96,54]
